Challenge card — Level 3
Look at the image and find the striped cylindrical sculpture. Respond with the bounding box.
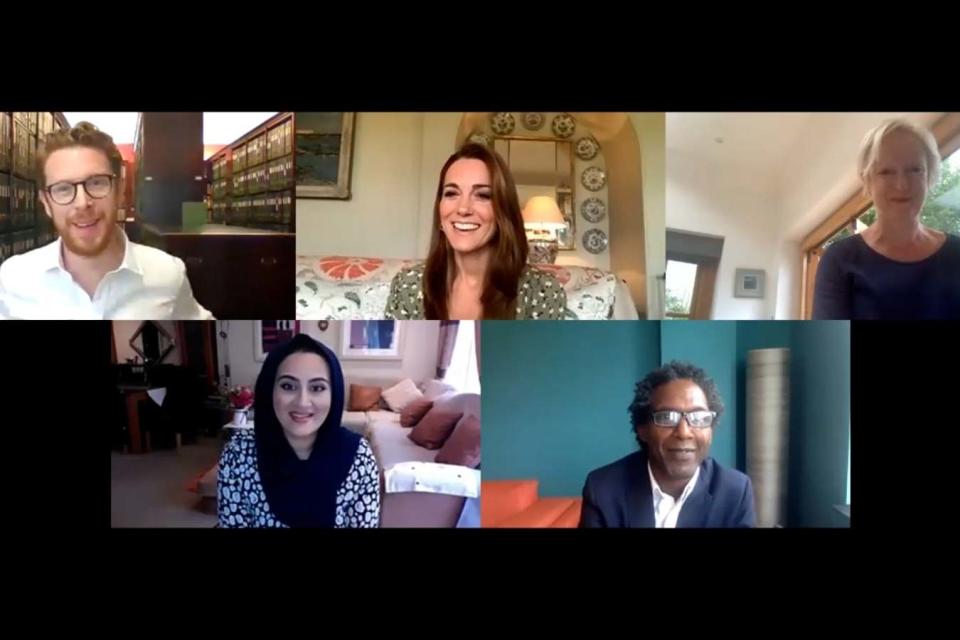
[745,348,790,528]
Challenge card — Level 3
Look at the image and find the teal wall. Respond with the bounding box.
[481,321,660,497]
[787,321,851,527]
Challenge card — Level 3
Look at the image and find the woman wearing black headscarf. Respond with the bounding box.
[218,334,380,527]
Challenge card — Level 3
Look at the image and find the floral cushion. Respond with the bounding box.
[296,256,620,320]
[296,256,418,320]
[533,264,618,320]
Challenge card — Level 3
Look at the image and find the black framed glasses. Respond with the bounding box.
[45,174,115,205]
[651,410,717,429]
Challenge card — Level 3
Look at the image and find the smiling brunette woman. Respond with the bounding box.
[384,143,567,320]
[217,333,380,527]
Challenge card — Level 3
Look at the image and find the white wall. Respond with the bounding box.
[113,321,182,365]
[295,113,462,260]
[416,113,465,256]
[296,113,425,258]
[666,148,781,319]
[215,320,440,389]
[632,112,665,319]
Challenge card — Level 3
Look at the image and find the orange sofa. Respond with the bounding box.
[482,479,582,528]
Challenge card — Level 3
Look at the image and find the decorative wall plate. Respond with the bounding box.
[581,166,607,191]
[552,113,576,138]
[490,112,516,135]
[575,136,600,160]
[583,229,609,254]
[522,112,545,130]
[580,197,607,223]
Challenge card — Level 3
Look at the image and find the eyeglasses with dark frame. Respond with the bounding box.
[44,174,116,205]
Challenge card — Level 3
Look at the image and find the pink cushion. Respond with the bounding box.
[400,397,434,427]
[434,414,481,468]
[408,408,463,450]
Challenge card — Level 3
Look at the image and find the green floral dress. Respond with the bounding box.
[384,263,568,319]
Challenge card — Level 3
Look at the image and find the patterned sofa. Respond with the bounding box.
[296,256,639,320]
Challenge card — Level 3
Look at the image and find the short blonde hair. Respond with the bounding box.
[858,118,940,190]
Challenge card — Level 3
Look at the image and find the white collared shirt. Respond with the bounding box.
[648,461,701,529]
[0,230,214,320]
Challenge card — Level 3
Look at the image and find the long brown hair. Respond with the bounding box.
[423,143,528,319]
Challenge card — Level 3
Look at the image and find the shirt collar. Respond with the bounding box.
[42,227,144,277]
[648,460,701,506]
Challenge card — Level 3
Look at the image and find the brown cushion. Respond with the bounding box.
[408,408,463,450]
[348,384,382,411]
[400,397,434,427]
[435,414,481,467]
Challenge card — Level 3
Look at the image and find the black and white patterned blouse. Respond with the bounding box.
[218,430,381,528]
[384,262,568,319]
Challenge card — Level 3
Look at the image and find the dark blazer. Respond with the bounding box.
[579,450,755,528]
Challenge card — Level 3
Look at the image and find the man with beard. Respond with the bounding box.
[0,122,212,319]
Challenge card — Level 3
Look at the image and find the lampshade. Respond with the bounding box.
[522,196,566,231]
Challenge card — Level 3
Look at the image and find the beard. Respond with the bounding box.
[53,213,118,258]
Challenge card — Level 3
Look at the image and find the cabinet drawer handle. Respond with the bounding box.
[184,257,204,266]
[260,257,278,266]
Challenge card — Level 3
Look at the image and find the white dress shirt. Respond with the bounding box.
[0,231,214,320]
[648,461,701,529]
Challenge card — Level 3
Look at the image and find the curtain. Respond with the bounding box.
[436,320,459,379]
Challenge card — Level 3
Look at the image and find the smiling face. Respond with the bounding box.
[864,128,930,221]
[636,379,714,487]
[272,351,333,443]
[438,158,498,257]
[40,146,119,257]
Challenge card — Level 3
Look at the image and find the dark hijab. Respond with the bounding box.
[253,334,361,527]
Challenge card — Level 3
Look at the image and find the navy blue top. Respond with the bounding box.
[578,451,755,528]
[812,233,960,320]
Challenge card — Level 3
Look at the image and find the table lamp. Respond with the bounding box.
[522,196,566,264]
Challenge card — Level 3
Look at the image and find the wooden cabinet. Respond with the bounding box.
[141,223,294,319]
